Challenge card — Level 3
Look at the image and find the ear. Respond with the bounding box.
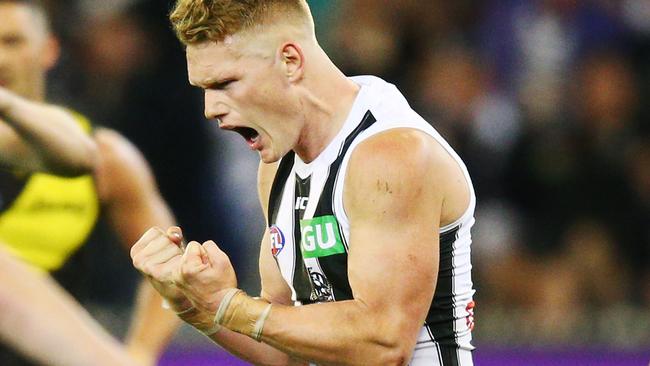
[279,42,304,83]
[40,35,60,71]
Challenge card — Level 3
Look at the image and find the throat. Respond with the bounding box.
[294,115,344,163]
[295,77,361,163]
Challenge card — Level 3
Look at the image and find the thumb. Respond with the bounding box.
[166,226,184,247]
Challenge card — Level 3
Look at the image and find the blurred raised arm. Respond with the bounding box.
[93,128,181,366]
[0,86,97,176]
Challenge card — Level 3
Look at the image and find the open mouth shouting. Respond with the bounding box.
[231,126,261,150]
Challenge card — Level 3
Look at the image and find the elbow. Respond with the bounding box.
[369,341,412,366]
[360,326,416,366]
[360,318,417,366]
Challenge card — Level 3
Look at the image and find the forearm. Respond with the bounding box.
[0,250,136,366]
[170,293,301,366]
[215,291,413,366]
[125,281,181,366]
[262,300,411,365]
[207,323,303,366]
[0,92,97,175]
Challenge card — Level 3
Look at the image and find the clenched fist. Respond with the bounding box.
[131,226,187,307]
[173,239,238,314]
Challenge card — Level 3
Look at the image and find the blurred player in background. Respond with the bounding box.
[0,0,179,364]
[132,0,476,365]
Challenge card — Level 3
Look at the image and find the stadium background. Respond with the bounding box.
[37,0,649,364]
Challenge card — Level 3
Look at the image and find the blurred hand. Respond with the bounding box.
[130,226,187,306]
[173,240,238,314]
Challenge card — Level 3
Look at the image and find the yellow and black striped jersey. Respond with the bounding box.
[0,110,99,271]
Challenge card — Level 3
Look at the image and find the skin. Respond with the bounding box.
[93,129,182,366]
[0,3,97,175]
[132,11,470,366]
[0,3,180,365]
[186,25,359,164]
[0,245,138,366]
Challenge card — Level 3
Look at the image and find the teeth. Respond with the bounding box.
[251,134,259,143]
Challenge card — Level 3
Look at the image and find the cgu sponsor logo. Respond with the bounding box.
[299,215,345,258]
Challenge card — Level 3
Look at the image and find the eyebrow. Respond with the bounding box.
[194,76,235,89]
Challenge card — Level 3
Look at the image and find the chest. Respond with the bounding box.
[270,165,352,304]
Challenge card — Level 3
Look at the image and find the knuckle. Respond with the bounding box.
[142,263,154,275]
[130,246,140,259]
[132,256,147,270]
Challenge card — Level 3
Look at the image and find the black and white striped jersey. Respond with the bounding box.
[267,76,476,365]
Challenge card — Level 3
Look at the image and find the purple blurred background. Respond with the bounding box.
[159,347,650,366]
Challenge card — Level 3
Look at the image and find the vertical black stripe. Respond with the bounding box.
[292,175,314,304]
[426,226,460,348]
[439,345,460,366]
[312,111,377,301]
[315,110,377,215]
[267,111,377,303]
[268,152,295,225]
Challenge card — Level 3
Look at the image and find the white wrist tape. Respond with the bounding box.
[251,303,273,341]
[214,288,272,342]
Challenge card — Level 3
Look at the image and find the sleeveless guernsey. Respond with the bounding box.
[267,76,476,365]
[0,111,100,271]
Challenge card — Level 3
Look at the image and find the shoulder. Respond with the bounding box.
[346,128,448,187]
[93,128,156,203]
[344,128,451,215]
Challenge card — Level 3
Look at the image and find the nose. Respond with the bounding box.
[203,89,229,121]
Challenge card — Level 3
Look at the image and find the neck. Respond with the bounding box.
[33,76,46,101]
[293,49,359,163]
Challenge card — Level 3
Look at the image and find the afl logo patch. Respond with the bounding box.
[269,225,285,256]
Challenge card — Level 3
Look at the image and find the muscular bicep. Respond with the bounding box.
[345,129,445,332]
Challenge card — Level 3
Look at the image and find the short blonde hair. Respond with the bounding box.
[169,0,311,45]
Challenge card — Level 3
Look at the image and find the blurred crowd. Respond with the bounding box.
[324,0,650,346]
[40,0,648,348]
